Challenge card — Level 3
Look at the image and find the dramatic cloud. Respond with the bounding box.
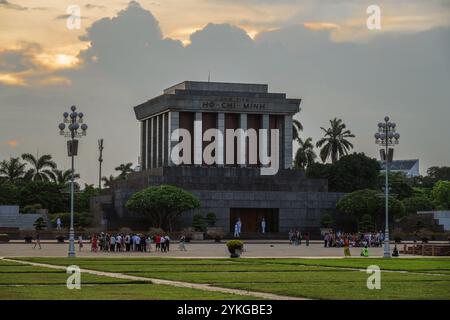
[1,1,449,184]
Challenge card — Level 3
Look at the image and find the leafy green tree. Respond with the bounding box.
[427,166,450,182]
[21,153,57,181]
[316,118,355,163]
[402,195,434,214]
[20,181,68,213]
[359,214,375,232]
[0,157,26,183]
[379,172,413,200]
[0,181,20,205]
[306,153,380,193]
[125,185,201,232]
[294,137,317,170]
[336,189,405,227]
[431,180,450,210]
[115,163,134,179]
[192,214,207,231]
[330,153,380,192]
[75,184,100,212]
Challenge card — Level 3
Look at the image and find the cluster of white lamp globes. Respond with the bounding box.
[59,105,88,137]
[374,116,400,145]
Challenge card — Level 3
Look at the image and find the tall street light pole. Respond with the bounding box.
[59,106,88,258]
[98,139,104,190]
[374,116,400,258]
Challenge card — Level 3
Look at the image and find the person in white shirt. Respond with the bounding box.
[146,236,152,252]
[110,235,116,252]
[56,217,62,230]
[116,234,122,252]
[160,236,166,252]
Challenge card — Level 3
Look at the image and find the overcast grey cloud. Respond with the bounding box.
[1,1,449,184]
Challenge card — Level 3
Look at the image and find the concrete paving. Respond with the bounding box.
[1,242,388,258]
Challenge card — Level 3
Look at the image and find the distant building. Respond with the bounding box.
[379,159,420,177]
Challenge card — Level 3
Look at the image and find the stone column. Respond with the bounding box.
[168,111,179,166]
[284,115,293,169]
[261,114,269,166]
[147,119,152,169]
[140,120,146,171]
[156,114,160,167]
[217,113,225,166]
[239,113,247,166]
[194,112,203,165]
[151,117,156,168]
[161,113,166,167]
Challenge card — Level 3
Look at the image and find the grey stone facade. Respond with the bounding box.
[92,81,343,235]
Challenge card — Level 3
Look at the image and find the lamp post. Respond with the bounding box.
[98,139,104,190]
[374,116,400,258]
[58,106,88,258]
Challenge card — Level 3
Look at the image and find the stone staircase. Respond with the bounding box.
[0,206,48,230]
[418,211,450,231]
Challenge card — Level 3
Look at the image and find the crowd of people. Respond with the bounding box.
[88,233,176,253]
[288,230,310,246]
[323,231,385,248]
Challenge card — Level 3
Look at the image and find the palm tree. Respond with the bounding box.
[21,153,57,181]
[292,118,303,142]
[0,157,26,182]
[316,118,355,163]
[294,137,317,170]
[51,169,80,189]
[115,162,134,179]
[102,175,116,188]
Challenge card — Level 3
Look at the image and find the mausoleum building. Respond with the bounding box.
[94,81,343,235]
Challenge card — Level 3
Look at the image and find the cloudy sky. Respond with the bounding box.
[0,0,449,185]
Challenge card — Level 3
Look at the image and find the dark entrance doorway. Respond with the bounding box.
[230,208,279,233]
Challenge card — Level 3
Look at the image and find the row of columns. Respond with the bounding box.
[140,111,292,170]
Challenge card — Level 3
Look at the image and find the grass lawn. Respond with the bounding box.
[6,257,450,300]
[0,260,253,300]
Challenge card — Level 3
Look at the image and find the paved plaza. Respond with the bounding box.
[1,241,387,258]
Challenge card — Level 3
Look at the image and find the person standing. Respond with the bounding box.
[135,234,141,252]
[179,235,187,251]
[165,235,170,252]
[261,218,266,234]
[33,232,41,249]
[234,222,240,238]
[146,235,152,252]
[344,237,351,257]
[155,234,161,251]
[116,234,122,252]
[160,235,166,252]
[125,234,130,252]
[110,235,116,252]
[56,217,62,231]
[304,232,310,246]
[78,235,83,252]
[91,234,98,252]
